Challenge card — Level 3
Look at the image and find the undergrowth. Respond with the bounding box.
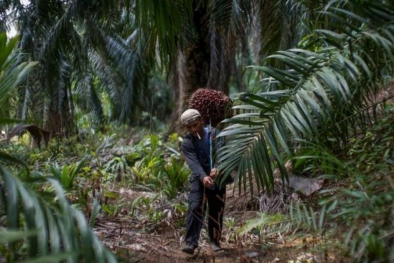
[237,104,394,262]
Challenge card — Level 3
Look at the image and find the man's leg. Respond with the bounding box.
[183,176,205,253]
[206,187,226,250]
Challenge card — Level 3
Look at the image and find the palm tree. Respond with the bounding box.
[217,0,394,192]
[132,0,337,133]
[130,0,257,132]
[2,0,150,137]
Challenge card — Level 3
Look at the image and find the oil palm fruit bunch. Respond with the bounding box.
[188,88,232,127]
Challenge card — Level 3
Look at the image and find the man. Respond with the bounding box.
[180,109,229,254]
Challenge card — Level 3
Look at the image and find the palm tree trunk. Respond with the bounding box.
[168,1,235,133]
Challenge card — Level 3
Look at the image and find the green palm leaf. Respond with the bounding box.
[218,0,394,192]
[0,33,37,108]
[0,168,117,262]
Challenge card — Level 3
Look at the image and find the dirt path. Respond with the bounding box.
[94,185,345,263]
[94,186,277,262]
[95,214,336,263]
[96,216,281,263]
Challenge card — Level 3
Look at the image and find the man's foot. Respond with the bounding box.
[210,241,222,252]
[182,243,197,254]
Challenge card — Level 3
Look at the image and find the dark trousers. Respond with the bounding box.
[185,176,226,247]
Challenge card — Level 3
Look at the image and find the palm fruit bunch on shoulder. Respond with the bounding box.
[188,88,233,127]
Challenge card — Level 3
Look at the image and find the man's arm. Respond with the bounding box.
[181,138,215,188]
[181,138,207,182]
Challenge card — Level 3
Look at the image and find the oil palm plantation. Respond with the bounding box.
[2,0,394,260]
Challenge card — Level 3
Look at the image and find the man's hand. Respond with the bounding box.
[209,168,219,179]
[203,176,214,188]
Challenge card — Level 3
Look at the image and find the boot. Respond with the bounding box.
[182,243,197,254]
[209,240,222,252]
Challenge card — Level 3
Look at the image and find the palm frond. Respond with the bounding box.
[134,0,194,65]
[0,32,37,124]
[258,0,313,64]
[209,0,251,34]
[218,0,394,192]
[0,168,117,262]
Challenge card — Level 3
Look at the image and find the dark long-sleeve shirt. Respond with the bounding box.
[181,128,222,182]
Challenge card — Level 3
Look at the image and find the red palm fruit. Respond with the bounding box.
[188,88,233,127]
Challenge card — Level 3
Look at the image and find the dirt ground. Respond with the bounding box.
[95,184,349,263]
[96,212,308,263]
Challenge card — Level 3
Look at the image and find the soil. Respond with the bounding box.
[95,183,349,263]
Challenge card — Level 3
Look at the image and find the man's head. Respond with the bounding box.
[181,109,201,125]
[181,109,204,137]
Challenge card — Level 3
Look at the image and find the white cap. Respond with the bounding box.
[181,109,201,125]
